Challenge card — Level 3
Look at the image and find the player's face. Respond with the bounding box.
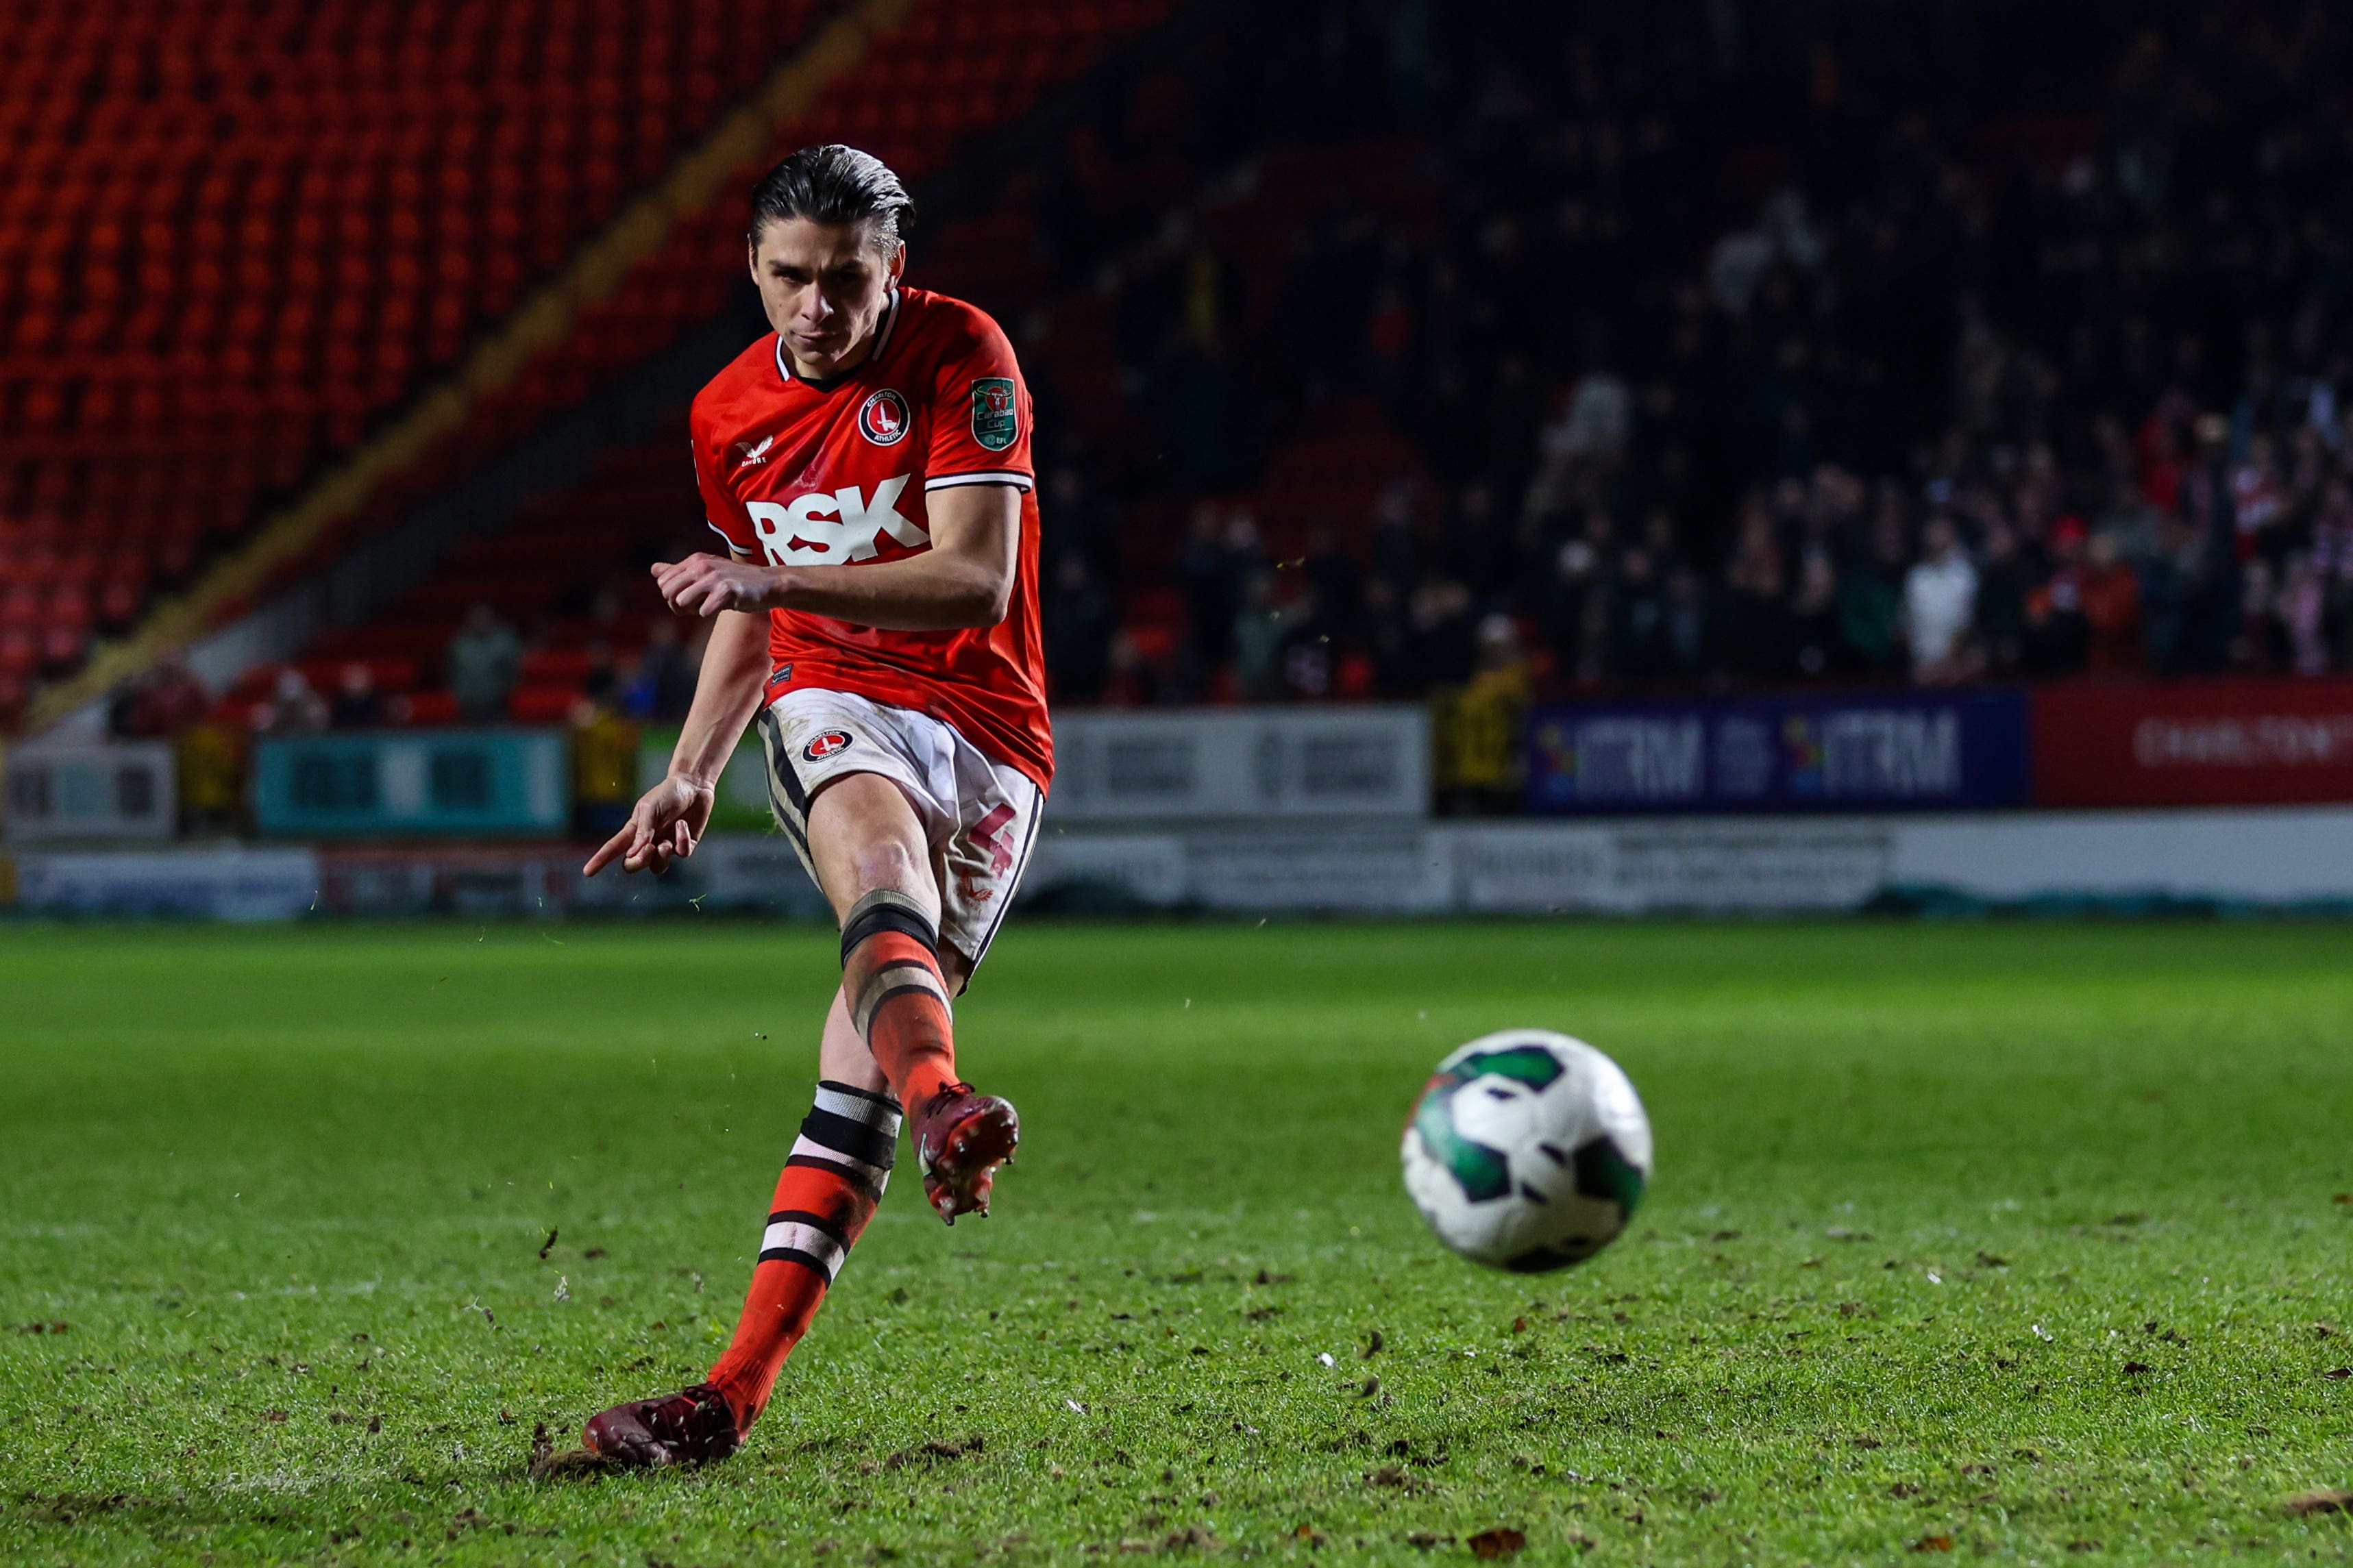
[750,217,906,380]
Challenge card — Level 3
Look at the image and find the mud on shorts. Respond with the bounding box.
[755,686,1043,973]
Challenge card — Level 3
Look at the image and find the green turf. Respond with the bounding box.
[3,918,2351,1566]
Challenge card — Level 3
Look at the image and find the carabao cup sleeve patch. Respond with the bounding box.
[970,376,1019,452]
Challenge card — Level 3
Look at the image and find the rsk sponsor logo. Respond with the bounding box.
[746,475,925,566]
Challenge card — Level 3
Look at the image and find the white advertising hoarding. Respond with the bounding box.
[3,741,177,843]
[1047,706,1429,822]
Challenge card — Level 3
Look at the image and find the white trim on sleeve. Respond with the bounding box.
[924,469,1035,493]
[709,520,752,556]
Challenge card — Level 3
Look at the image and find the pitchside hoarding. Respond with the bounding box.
[2032,678,2353,807]
[252,729,569,837]
[1047,706,1429,821]
[1525,689,2032,815]
[2,740,177,842]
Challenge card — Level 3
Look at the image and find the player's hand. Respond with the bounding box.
[583,774,716,877]
[652,553,783,617]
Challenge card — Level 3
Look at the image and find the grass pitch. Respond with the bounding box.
[2,917,2351,1566]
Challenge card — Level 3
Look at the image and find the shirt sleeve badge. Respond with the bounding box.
[970,376,1019,452]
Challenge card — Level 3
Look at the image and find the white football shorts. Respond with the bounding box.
[754,686,1043,973]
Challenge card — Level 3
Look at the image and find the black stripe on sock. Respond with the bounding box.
[755,1246,838,1282]
[859,980,944,1028]
[786,1152,890,1193]
[764,1208,850,1249]
[817,1079,902,1113]
[841,898,938,965]
[800,1107,898,1169]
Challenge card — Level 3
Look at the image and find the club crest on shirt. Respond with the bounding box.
[802,730,854,762]
[970,376,1018,452]
[858,388,911,447]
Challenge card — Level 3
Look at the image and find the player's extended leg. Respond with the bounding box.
[579,988,900,1467]
[573,777,1010,1469]
[803,773,1016,1225]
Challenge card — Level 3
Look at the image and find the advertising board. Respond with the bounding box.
[253,729,569,837]
[1526,689,2030,815]
[1048,706,1429,822]
[3,741,177,842]
[2032,679,2353,807]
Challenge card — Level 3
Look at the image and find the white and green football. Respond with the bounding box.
[1401,1029,1653,1273]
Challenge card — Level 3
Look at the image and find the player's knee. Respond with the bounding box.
[846,839,921,896]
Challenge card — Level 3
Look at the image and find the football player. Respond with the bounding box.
[572,144,1050,1468]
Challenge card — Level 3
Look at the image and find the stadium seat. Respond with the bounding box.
[1,0,1183,727]
[508,684,584,724]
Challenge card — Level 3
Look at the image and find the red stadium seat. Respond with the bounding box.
[403,689,461,726]
[1,0,1181,717]
[506,684,583,724]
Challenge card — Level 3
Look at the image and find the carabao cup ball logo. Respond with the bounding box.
[859,388,911,447]
[1414,1044,1566,1203]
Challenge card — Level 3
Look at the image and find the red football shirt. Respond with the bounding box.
[691,286,1052,788]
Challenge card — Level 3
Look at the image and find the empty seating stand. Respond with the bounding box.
[0,0,1176,729]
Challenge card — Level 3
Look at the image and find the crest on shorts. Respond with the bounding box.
[802,730,854,762]
[970,376,1018,452]
[858,388,911,447]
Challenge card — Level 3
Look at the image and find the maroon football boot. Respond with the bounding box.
[580,1382,741,1468]
[911,1082,1019,1224]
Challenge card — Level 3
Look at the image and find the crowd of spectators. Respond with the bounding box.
[91,0,2353,760]
[1027,0,2353,704]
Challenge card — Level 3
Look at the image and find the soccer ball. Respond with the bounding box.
[1401,1029,1653,1273]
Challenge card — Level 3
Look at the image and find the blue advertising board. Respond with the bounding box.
[1526,688,2030,815]
[254,728,571,838]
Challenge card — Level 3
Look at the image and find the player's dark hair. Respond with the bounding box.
[748,145,915,253]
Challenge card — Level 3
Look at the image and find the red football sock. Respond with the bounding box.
[840,891,960,1112]
[704,1081,899,1429]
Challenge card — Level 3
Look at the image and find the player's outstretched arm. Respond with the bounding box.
[650,484,1020,632]
[582,608,770,877]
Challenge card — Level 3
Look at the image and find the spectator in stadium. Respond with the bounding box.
[111,654,212,739]
[176,719,247,838]
[254,667,328,734]
[1101,628,1164,707]
[1175,503,1247,679]
[1971,521,2032,677]
[619,619,699,723]
[1042,552,1116,704]
[1660,563,1711,680]
[329,662,384,730]
[1788,552,1843,680]
[580,641,619,709]
[447,603,522,723]
[1903,514,1979,684]
[1408,575,1478,686]
[2079,533,2146,673]
[569,696,639,841]
[1231,569,1292,701]
[1435,612,1531,816]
